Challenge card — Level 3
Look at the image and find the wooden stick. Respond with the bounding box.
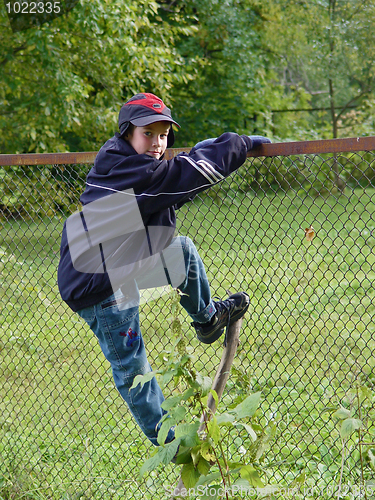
[171,318,243,498]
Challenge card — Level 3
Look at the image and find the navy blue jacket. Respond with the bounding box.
[57,132,250,312]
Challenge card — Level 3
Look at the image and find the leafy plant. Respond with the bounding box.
[332,383,375,500]
[132,290,274,499]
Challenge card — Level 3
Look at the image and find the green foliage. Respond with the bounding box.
[135,290,272,497]
[225,152,375,199]
[0,164,86,218]
[259,0,375,139]
[2,0,375,154]
[327,384,375,497]
[168,0,273,145]
[0,0,200,153]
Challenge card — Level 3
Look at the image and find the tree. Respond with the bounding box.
[3,0,374,154]
[165,0,275,146]
[259,0,375,141]
[0,0,199,153]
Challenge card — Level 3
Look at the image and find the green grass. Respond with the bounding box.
[176,186,375,495]
[1,186,375,499]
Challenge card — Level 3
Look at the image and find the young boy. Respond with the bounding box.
[57,92,270,446]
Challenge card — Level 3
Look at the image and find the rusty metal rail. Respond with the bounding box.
[1,136,375,166]
[0,151,97,166]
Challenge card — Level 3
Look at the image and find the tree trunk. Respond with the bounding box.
[328,2,346,192]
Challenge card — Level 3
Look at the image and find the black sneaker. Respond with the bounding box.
[192,292,250,345]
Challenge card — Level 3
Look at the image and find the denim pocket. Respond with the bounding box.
[100,303,139,329]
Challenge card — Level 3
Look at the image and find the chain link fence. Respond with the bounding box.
[1,139,375,499]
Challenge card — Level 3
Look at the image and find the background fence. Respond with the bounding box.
[1,138,375,499]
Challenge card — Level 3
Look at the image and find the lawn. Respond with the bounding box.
[1,180,375,499]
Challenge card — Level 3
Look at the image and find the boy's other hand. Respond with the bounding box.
[241,135,271,151]
[190,135,271,155]
[248,135,272,148]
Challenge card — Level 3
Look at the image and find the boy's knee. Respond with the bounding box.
[113,360,152,391]
[180,236,198,258]
[183,235,195,248]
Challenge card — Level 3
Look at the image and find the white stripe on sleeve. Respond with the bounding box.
[197,159,224,182]
[183,156,223,184]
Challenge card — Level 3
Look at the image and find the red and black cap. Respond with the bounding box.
[119,93,180,147]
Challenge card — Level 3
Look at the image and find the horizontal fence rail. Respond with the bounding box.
[1,136,375,165]
[1,137,375,499]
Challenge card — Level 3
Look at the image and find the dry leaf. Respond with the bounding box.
[304,226,315,241]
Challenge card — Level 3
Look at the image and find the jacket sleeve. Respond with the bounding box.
[137,132,247,216]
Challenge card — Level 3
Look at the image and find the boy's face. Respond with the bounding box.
[126,121,170,159]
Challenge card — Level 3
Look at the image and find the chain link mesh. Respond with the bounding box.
[1,148,375,499]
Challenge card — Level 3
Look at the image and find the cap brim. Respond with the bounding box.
[130,115,180,128]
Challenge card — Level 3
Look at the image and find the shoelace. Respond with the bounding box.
[213,297,232,347]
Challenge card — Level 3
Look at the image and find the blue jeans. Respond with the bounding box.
[77,236,216,446]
